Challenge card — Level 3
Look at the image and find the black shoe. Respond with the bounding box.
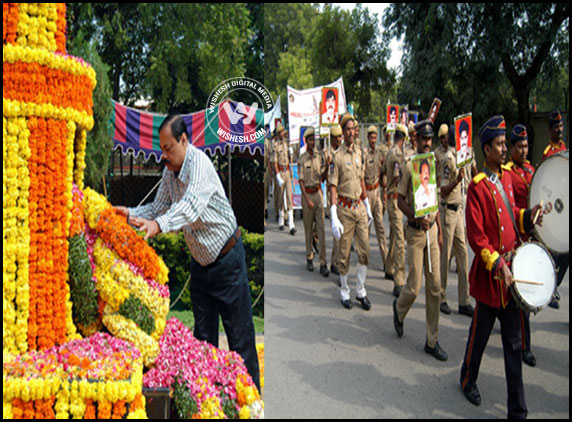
[306,259,314,272]
[385,273,394,281]
[341,299,353,310]
[522,349,536,367]
[320,264,329,277]
[424,341,448,361]
[356,296,371,311]
[279,224,285,231]
[330,264,339,275]
[392,285,403,298]
[462,383,481,406]
[459,304,474,317]
[548,297,560,309]
[440,302,452,315]
[393,299,403,337]
[289,227,297,235]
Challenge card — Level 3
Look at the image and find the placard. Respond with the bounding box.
[454,113,473,168]
[412,152,438,217]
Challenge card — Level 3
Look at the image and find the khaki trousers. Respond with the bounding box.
[397,222,441,348]
[439,206,470,306]
[337,203,369,276]
[367,187,388,266]
[303,191,326,265]
[385,197,405,287]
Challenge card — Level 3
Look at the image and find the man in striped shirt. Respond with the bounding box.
[115,114,260,391]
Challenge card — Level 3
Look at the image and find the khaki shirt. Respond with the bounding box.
[435,145,462,205]
[328,143,364,200]
[298,150,325,188]
[398,158,438,224]
[272,138,290,168]
[383,144,404,195]
[403,141,416,160]
[363,145,384,186]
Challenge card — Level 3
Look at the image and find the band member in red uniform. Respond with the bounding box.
[506,124,536,367]
[542,110,567,160]
[459,115,543,419]
[541,110,568,309]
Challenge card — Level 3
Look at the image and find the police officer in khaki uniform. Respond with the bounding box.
[299,127,329,277]
[326,125,343,275]
[273,123,297,235]
[363,125,388,268]
[393,120,448,361]
[383,124,407,296]
[434,124,473,317]
[329,114,373,310]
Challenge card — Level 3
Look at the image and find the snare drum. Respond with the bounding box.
[510,242,556,314]
[529,151,569,253]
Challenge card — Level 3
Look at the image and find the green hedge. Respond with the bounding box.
[148,227,264,318]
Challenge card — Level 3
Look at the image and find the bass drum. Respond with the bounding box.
[510,242,556,314]
[528,151,569,253]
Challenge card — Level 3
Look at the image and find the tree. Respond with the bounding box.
[383,3,569,147]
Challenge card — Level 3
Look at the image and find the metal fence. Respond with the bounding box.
[106,149,264,234]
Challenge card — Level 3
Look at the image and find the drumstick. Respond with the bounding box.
[513,278,544,286]
[532,200,544,225]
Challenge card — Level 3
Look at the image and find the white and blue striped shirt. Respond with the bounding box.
[129,144,237,266]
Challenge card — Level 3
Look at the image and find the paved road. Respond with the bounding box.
[264,204,569,419]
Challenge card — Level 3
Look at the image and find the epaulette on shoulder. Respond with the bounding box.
[501,164,511,171]
[473,172,487,184]
[505,161,514,169]
[543,144,552,155]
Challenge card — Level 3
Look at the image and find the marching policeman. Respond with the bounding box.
[459,115,543,418]
[273,123,297,235]
[434,124,473,317]
[392,120,447,361]
[329,113,373,310]
[327,125,344,275]
[383,124,407,296]
[363,125,388,269]
[299,128,329,276]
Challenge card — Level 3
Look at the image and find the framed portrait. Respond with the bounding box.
[399,105,409,126]
[454,113,473,168]
[427,98,441,123]
[411,152,438,217]
[387,104,399,132]
[320,87,339,126]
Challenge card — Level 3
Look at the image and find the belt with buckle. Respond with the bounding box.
[305,185,320,194]
[218,227,241,260]
[408,220,436,231]
[338,195,360,210]
[366,182,380,191]
[441,203,460,212]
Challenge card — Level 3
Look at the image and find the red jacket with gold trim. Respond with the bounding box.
[506,161,535,243]
[465,165,531,308]
[542,140,566,161]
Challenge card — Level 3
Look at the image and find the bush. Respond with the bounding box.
[148,227,264,318]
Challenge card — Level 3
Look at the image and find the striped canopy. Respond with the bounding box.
[110,100,265,163]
